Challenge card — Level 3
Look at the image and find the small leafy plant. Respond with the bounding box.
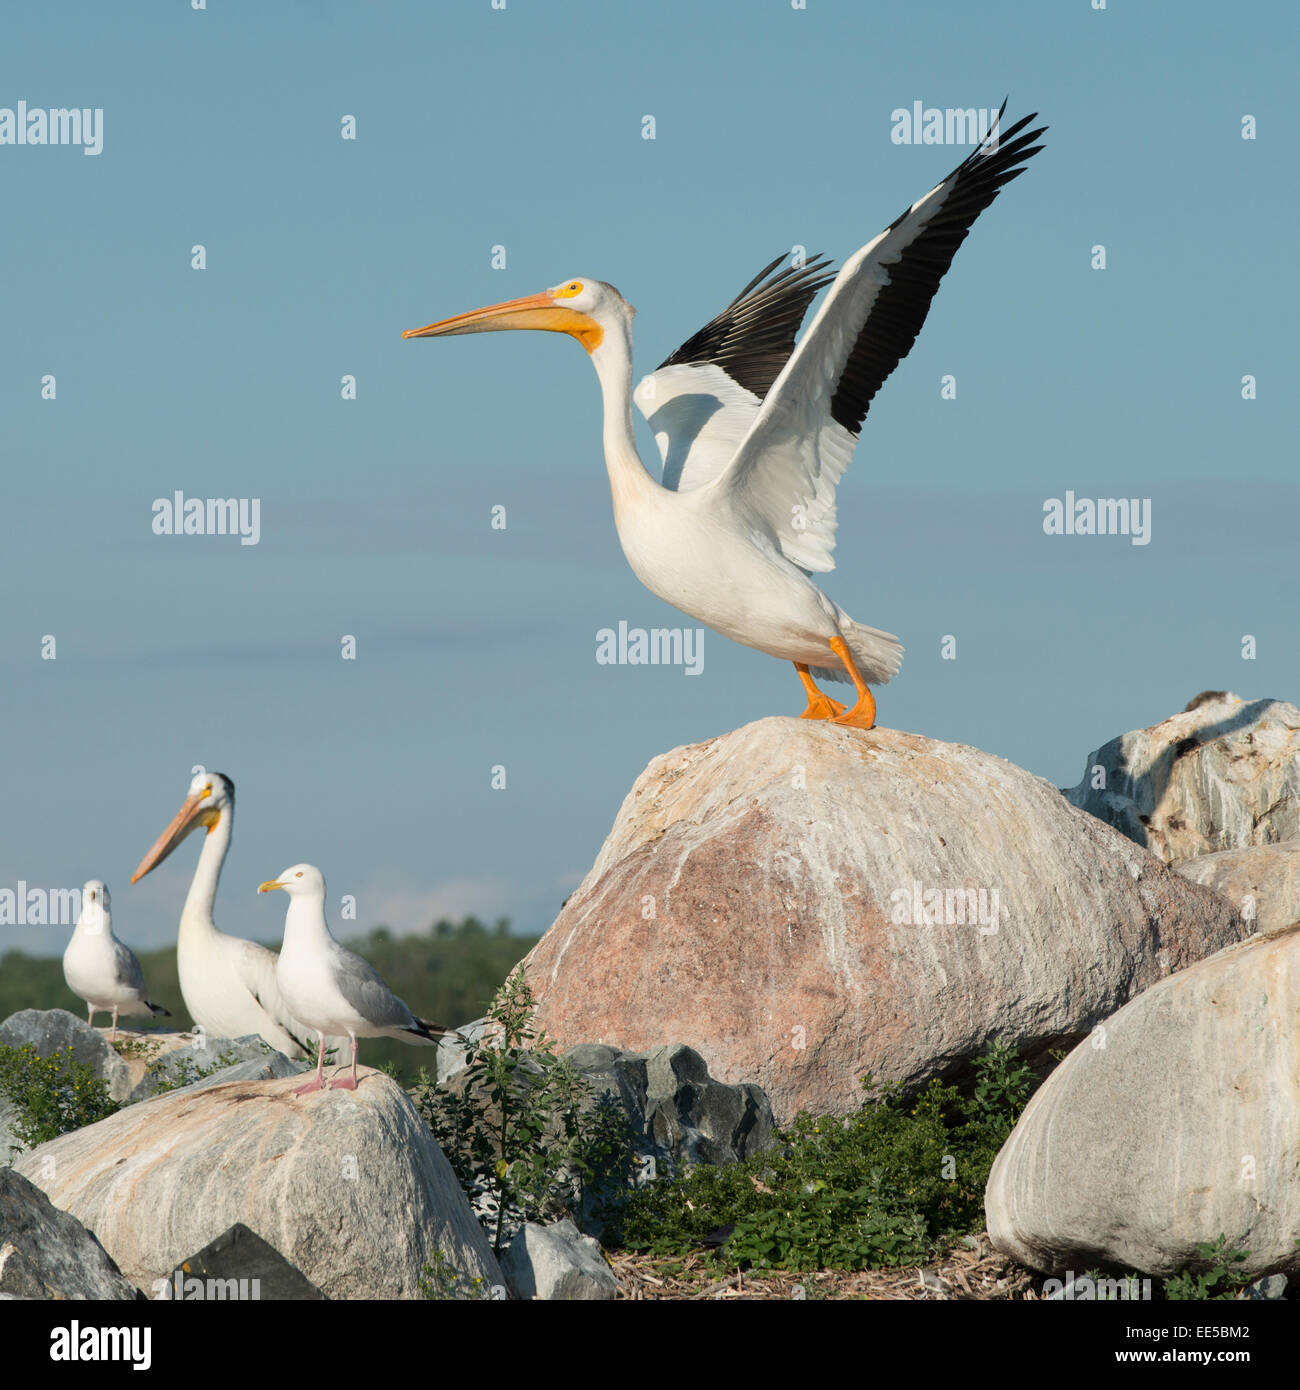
[0,1043,120,1153]
[1163,1237,1252,1301]
[418,966,636,1253]
[418,1247,499,1301]
[146,1048,242,1094]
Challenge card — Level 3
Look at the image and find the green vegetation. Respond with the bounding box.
[0,915,539,1085]
[0,1043,120,1155]
[611,1041,1035,1272]
[146,1048,243,1095]
[419,966,636,1254]
[418,1248,498,1301]
[1163,1237,1253,1300]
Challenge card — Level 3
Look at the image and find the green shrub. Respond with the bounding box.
[0,1043,120,1154]
[418,967,637,1254]
[613,1040,1036,1272]
[1163,1237,1252,1301]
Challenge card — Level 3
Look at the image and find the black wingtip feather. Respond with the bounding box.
[829,107,1047,434]
[657,253,838,399]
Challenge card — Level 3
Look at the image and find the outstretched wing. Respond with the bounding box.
[712,105,1047,572]
[632,254,836,493]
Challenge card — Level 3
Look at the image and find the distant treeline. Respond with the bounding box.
[0,916,539,1085]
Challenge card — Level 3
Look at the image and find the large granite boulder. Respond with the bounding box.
[986,922,1300,1278]
[0,1169,140,1300]
[1174,840,1300,936]
[1065,692,1300,863]
[522,718,1245,1123]
[13,1067,502,1299]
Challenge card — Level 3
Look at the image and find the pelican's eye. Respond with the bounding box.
[554,280,584,299]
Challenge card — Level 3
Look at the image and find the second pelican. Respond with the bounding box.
[131,772,314,1056]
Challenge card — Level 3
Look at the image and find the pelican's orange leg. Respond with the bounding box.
[828,637,877,729]
[794,663,845,720]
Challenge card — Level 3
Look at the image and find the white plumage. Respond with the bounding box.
[406,106,1046,727]
[259,863,458,1093]
[62,880,169,1040]
[131,772,321,1057]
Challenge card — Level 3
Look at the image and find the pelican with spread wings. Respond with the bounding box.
[405,108,1045,728]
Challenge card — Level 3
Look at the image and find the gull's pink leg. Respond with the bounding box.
[111,1006,119,1043]
[293,1034,328,1096]
[87,1005,96,1029]
[331,1037,359,1091]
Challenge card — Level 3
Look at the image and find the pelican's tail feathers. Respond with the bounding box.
[811,619,904,687]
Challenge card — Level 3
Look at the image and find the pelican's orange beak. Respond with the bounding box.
[402,291,603,353]
[131,792,219,883]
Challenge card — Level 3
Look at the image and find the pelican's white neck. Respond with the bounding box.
[589,315,658,514]
[180,808,232,930]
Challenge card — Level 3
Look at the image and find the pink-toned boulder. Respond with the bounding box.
[522,718,1246,1124]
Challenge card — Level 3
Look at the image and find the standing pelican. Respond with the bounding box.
[131,772,313,1056]
[259,864,460,1094]
[404,107,1045,728]
[62,880,169,1040]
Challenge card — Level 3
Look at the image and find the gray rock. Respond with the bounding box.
[1065,693,1300,863]
[986,923,1300,1279]
[0,1008,134,1102]
[13,1067,502,1300]
[1174,840,1300,936]
[0,1243,47,1298]
[567,1042,775,1176]
[1242,1273,1287,1300]
[0,1097,20,1162]
[164,1053,305,1096]
[436,1017,489,1083]
[500,1218,618,1300]
[129,1034,303,1101]
[0,1168,140,1300]
[161,1223,324,1301]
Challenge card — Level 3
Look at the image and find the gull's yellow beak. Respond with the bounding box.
[257,879,284,894]
[131,792,219,884]
[402,291,603,353]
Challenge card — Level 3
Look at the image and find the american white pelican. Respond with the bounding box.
[131,772,314,1057]
[259,864,461,1094]
[404,107,1045,728]
[62,880,170,1040]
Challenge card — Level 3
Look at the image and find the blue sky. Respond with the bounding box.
[3,0,1297,956]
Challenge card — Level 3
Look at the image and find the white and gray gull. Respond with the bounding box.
[62,880,170,1040]
[259,863,462,1094]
